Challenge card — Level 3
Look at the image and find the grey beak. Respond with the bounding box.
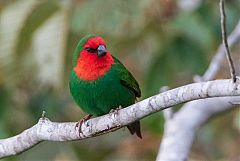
[97,45,107,57]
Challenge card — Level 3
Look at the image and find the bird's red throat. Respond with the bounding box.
[74,37,114,81]
[74,52,114,81]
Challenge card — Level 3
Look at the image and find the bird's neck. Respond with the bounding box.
[74,53,114,81]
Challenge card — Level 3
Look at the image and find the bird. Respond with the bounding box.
[69,35,142,138]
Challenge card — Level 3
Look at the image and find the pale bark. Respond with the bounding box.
[156,97,239,161]
[0,78,240,158]
[156,18,240,161]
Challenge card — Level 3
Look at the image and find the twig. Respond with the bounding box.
[228,101,240,105]
[219,0,237,82]
[195,20,240,82]
[157,13,240,161]
[1,78,240,158]
[41,110,46,119]
[159,86,170,93]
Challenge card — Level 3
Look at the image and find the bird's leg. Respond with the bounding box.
[109,105,122,117]
[75,114,93,135]
[107,106,123,130]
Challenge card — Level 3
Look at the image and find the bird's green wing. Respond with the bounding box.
[113,56,141,98]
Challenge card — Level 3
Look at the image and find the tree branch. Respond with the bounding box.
[194,20,240,82]
[156,96,240,161]
[219,0,237,82]
[160,86,173,121]
[156,12,240,161]
[0,78,240,158]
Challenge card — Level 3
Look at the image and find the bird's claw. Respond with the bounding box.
[75,114,93,136]
[109,105,122,117]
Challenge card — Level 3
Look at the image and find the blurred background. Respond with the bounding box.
[0,0,240,161]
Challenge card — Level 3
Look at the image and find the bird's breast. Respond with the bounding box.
[70,69,135,116]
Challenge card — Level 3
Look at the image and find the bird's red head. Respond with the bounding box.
[74,36,114,81]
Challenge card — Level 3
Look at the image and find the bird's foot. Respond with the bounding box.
[75,114,93,135]
[109,105,122,117]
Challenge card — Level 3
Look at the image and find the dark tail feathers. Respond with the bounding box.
[127,121,142,139]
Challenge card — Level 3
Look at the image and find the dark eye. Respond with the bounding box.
[85,47,96,53]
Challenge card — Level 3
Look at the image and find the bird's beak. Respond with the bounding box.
[97,45,107,57]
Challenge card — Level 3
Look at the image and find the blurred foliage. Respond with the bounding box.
[0,0,239,161]
[15,0,59,57]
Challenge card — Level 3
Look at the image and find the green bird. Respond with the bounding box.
[69,35,142,138]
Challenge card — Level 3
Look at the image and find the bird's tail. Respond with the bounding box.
[127,121,142,139]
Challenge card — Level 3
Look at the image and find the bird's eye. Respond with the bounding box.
[85,48,96,53]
